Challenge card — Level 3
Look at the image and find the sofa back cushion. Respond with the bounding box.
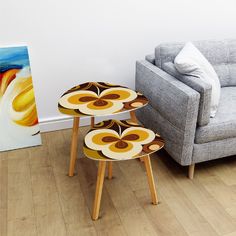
[155,39,236,87]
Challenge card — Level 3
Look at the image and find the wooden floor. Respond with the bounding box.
[1,127,236,236]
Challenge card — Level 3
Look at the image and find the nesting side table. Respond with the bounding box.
[83,119,164,220]
[58,82,148,176]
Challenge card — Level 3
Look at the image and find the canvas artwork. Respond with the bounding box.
[0,46,41,152]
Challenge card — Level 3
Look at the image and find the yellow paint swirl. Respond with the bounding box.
[12,77,38,127]
[12,77,34,112]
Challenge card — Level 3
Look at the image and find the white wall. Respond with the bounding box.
[1,0,236,130]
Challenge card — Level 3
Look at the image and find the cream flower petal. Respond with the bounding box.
[59,90,98,109]
[84,129,119,150]
[121,127,155,144]
[79,100,123,116]
[99,87,137,103]
[102,142,143,160]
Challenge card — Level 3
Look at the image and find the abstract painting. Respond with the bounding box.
[0,46,41,152]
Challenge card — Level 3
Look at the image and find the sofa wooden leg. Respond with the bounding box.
[188,164,195,179]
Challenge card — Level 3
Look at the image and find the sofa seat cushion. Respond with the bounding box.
[195,87,236,144]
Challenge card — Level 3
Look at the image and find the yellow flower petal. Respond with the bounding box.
[122,127,155,144]
[59,90,98,109]
[102,142,142,160]
[109,141,133,153]
[99,87,137,102]
[86,100,114,110]
[79,100,123,115]
[83,145,107,160]
[92,132,119,145]
[68,93,97,104]
[85,129,119,150]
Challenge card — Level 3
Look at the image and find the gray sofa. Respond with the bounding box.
[135,39,236,178]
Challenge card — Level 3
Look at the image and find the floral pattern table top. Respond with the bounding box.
[58,82,148,117]
[83,119,165,161]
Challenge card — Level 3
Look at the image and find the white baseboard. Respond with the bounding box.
[39,113,130,133]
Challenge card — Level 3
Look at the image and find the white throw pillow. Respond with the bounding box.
[174,42,221,117]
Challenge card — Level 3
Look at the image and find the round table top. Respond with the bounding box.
[58,82,148,117]
[83,119,165,161]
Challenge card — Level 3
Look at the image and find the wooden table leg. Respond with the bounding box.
[92,161,106,220]
[143,155,158,205]
[108,162,113,180]
[130,110,138,124]
[91,117,95,128]
[68,117,80,177]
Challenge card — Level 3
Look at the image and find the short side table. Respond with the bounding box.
[83,119,165,220]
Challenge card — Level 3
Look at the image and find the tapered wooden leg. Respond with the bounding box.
[91,117,95,128]
[130,110,138,124]
[188,164,195,179]
[143,155,158,204]
[108,162,113,180]
[68,117,80,177]
[92,161,106,220]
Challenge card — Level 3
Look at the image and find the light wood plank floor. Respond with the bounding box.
[0,127,236,236]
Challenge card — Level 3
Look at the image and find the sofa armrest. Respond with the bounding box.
[162,62,212,126]
[135,60,200,165]
[145,54,155,65]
